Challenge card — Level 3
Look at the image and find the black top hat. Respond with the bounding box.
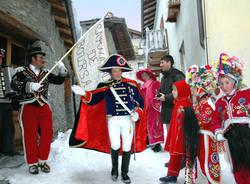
[27,46,46,56]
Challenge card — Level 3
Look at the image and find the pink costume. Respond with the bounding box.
[137,69,164,146]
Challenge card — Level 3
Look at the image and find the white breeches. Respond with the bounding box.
[107,115,133,152]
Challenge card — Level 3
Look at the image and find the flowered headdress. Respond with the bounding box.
[212,53,245,88]
[186,64,220,96]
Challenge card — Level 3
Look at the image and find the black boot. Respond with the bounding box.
[111,148,119,181]
[152,144,162,152]
[164,162,169,167]
[159,175,177,183]
[121,151,131,184]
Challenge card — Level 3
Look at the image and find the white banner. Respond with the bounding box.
[72,18,110,91]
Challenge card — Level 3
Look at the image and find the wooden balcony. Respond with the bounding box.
[146,29,168,52]
[167,0,180,22]
[145,29,169,76]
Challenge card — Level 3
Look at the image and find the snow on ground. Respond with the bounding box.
[0,130,236,184]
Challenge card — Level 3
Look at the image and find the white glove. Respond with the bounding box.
[57,61,65,69]
[131,111,139,122]
[30,82,42,92]
[216,133,224,141]
[71,85,86,96]
[57,61,68,76]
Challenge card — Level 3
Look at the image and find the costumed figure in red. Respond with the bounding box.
[136,68,164,152]
[185,65,221,184]
[211,53,250,184]
[159,80,195,184]
[70,54,146,184]
[11,41,68,174]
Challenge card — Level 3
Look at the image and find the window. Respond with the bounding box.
[0,33,27,67]
[11,44,27,67]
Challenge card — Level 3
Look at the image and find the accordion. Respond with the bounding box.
[0,66,14,98]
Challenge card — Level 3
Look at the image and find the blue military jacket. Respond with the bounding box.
[83,78,144,117]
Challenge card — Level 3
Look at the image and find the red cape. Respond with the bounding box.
[69,78,147,154]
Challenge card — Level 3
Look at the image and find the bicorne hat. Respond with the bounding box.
[98,54,133,72]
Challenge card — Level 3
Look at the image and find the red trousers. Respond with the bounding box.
[168,154,183,177]
[20,104,53,165]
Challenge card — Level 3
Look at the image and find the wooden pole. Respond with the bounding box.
[39,40,79,84]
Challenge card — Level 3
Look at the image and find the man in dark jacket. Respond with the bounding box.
[156,55,185,165]
[156,55,185,125]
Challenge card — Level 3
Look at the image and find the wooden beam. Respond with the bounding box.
[51,7,67,18]
[149,66,161,71]
[144,16,155,25]
[143,0,156,10]
[58,27,71,36]
[64,41,73,49]
[6,39,11,66]
[54,15,70,27]
[149,51,168,58]
[50,1,67,13]
[63,38,73,45]
[143,22,154,29]
[0,10,43,42]
[64,78,71,103]
[55,21,70,29]
[143,7,156,17]
[148,60,160,66]
[144,13,155,22]
[60,32,73,41]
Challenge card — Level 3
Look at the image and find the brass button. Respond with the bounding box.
[117,112,119,115]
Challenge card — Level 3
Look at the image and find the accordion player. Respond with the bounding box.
[0,49,15,99]
[0,66,16,98]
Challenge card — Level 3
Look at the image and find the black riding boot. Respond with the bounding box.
[121,151,131,184]
[111,148,119,181]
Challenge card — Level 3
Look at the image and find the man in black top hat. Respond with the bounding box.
[11,41,68,174]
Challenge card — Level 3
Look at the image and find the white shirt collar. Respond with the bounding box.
[29,64,40,76]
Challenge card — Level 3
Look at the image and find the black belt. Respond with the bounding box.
[31,100,46,106]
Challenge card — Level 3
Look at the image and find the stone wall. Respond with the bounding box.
[0,0,74,135]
